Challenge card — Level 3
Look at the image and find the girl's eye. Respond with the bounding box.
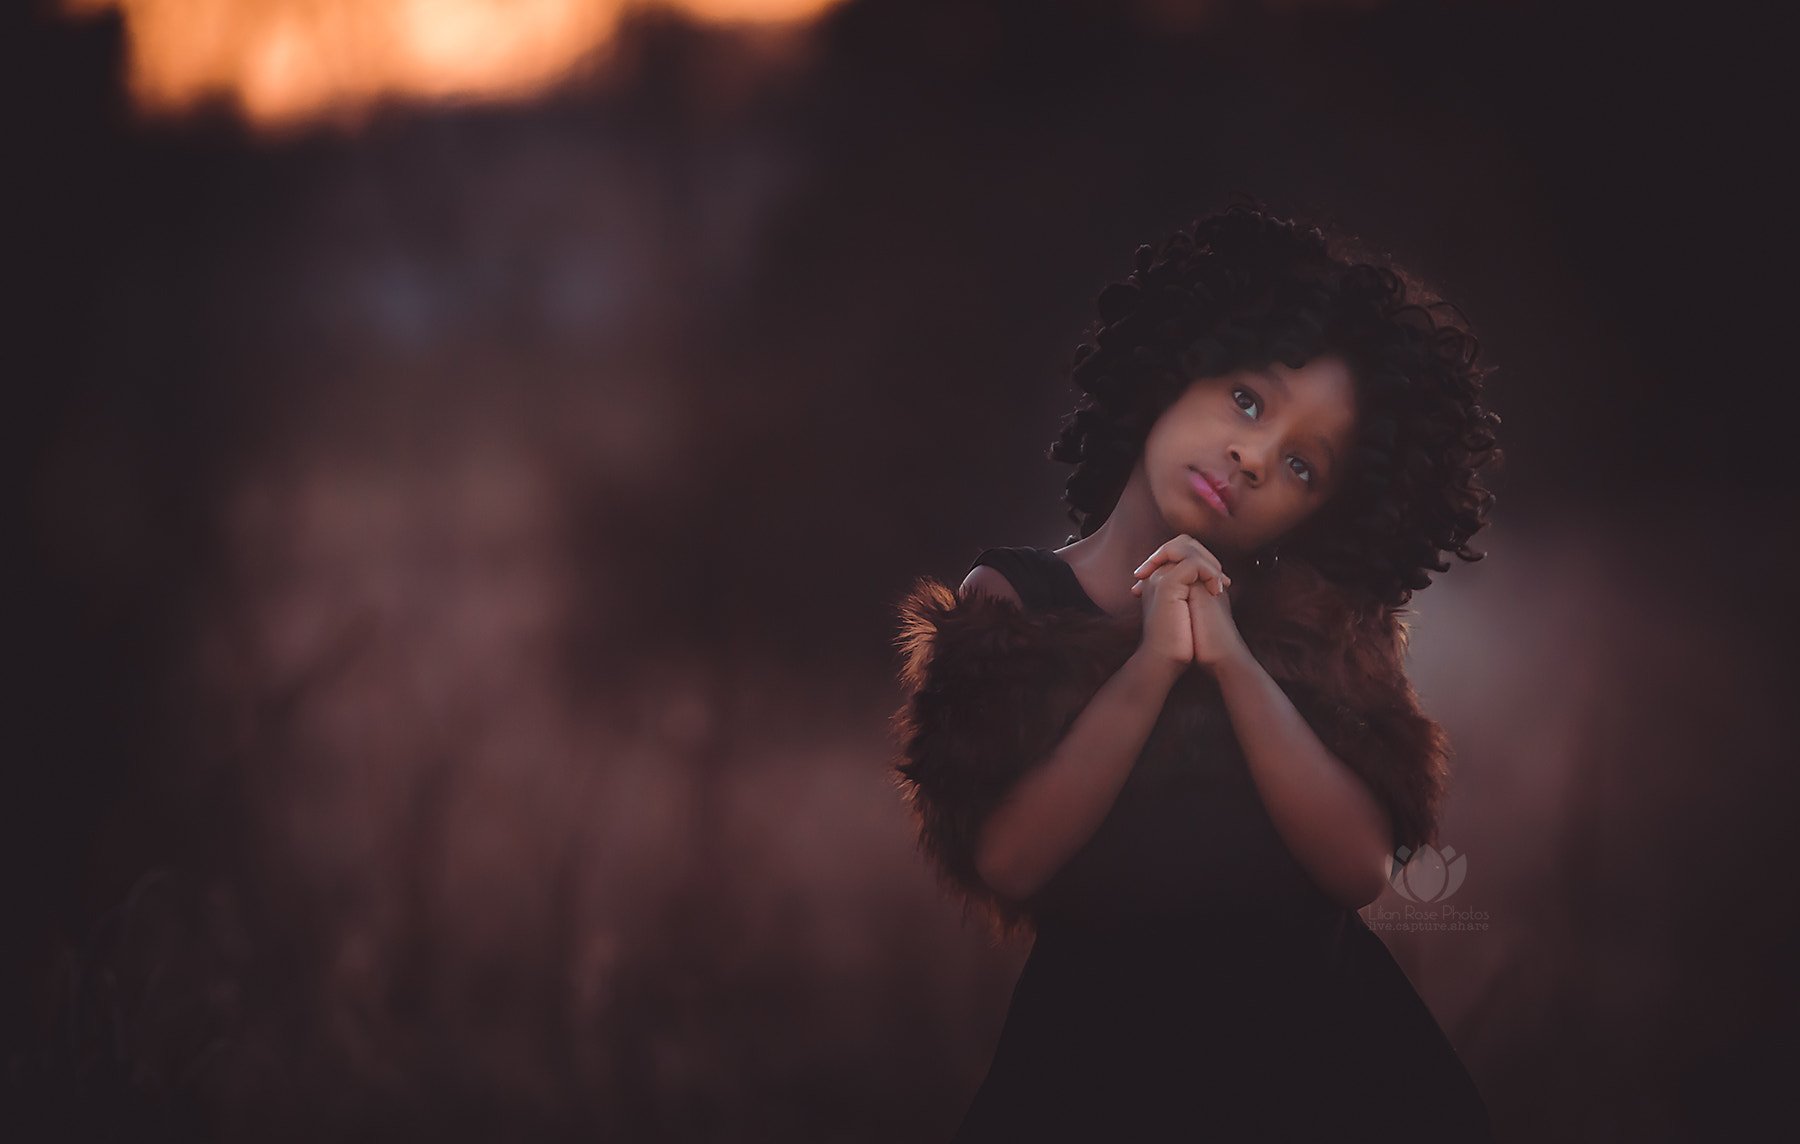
[1288,456,1315,485]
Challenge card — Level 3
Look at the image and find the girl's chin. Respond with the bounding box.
[1155,495,1245,554]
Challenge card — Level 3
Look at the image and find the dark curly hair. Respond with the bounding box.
[1051,203,1503,609]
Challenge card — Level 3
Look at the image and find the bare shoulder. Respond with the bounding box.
[959,563,1024,606]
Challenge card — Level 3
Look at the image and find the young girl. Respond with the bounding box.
[893,206,1502,1141]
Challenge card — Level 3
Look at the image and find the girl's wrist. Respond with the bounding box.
[1200,640,1258,681]
[1126,646,1188,692]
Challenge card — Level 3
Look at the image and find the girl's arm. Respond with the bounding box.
[975,649,1183,901]
[1211,648,1394,910]
[960,564,1191,902]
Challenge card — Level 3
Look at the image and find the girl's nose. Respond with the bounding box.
[1229,444,1265,484]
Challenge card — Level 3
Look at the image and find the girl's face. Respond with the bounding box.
[1140,354,1360,559]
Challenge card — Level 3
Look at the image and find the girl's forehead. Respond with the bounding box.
[1266,354,1357,397]
[1278,359,1360,427]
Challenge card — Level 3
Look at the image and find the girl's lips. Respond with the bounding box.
[1187,468,1231,516]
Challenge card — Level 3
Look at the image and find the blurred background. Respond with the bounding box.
[3,0,1794,1140]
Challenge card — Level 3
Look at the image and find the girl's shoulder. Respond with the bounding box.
[963,546,1103,614]
[893,552,1136,696]
[959,562,1024,608]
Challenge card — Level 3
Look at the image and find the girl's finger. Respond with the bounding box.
[1140,564,1211,602]
[1135,562,1227,599]
[1133,551,1173,579]
[1134,534,1227,581]
[1169,562,1226,597]
[1134,548,1192,579]
[1182,561,1234,597]
[1133,536,1195,578]
[1137,548,1230,591]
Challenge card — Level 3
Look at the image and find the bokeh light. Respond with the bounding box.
[64,0,845,126]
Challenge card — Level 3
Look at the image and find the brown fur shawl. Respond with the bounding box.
[888,557,1450,925]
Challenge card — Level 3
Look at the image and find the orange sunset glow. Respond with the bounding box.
[64,0,847,127]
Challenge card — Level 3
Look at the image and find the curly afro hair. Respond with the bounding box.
[1051,204,1503,609]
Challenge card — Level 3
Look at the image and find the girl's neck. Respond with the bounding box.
[1054,457,1255,618]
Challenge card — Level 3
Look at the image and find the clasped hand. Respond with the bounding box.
[1129,534,1250,673]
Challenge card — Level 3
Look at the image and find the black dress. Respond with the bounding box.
[951,546,1497,1143]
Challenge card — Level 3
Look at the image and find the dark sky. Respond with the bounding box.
[4,1,1795,1140]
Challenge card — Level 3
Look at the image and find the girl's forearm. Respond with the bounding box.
[1211,650,1394,910]
[974,649,1184,901]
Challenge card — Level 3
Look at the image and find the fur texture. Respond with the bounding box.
[889,557,1450,926]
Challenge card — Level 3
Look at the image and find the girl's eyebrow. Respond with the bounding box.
[1255,369,1339,476]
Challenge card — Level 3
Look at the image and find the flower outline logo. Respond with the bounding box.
[1388,843,1467,903]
